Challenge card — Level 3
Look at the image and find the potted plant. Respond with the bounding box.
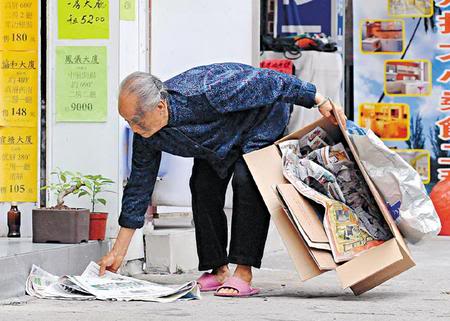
[34,169,91,244]
[79,175,114,241]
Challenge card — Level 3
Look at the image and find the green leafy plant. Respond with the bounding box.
[42,169,115,211]
[79,175,115,212]
[41,169,90,209]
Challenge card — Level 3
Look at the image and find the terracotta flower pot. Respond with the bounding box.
[32,208,90,244]
[89,212,108,241]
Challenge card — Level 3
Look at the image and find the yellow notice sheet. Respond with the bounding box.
[0,51,38,127]
[0,127,38,202]
[0,0,39,50]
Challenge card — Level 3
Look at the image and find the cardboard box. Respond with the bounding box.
[244,108,415,295]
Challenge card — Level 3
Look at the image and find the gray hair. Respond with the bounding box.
[119,72,168,112]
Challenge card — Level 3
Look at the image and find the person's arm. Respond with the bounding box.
[98,134,161,275]
[118,135,161,229]
[204,66,317,113]
[98,227,135,276]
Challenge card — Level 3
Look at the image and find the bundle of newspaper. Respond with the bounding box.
[305,143,392,241]
[297,126,335,155]
[279,126,392,263]
[26,262,200,303]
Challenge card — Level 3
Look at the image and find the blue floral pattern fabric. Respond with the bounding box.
[119,63,316,229]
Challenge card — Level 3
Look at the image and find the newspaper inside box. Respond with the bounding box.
[244,114,415,295]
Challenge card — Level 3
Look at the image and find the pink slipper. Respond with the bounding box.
[196,272,223,292]
[214,276,261,297]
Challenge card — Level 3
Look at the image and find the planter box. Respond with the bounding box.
[32,208,90,244]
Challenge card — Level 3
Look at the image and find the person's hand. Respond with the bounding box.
[97,227,135,276]
[97,250,124,276]
[315,93,347,126]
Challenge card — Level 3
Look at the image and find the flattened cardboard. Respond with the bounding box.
[309,248,338,271]
[244,147,323,281]
[274,184,336,270]
[275,184,330,249]
[244,104,415,295]
[276,117,342,145]
[336,238,403,289]
[349,242,415,295]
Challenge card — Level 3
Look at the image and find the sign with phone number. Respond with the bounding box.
[56,46,107,122]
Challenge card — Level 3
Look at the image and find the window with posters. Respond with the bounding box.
[353,0,450,190]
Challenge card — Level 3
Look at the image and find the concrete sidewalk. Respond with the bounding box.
[1,237,450,321]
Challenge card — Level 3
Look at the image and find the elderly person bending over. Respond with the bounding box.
[98,63,344,297]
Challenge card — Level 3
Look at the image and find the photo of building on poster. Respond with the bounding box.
[358,103,410,140]
[388,0,434,17]
[384,59,432,96]
[353,0,449,190]
[360,20,405,54]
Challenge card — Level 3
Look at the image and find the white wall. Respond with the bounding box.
[45,1,149,243]
[45,2,120,238]
[118,0,150,260]
[150,0,260,207]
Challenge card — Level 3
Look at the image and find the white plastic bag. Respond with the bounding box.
[346,121,441,243]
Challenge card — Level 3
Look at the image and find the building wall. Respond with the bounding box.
[150,0,260,208]
[45,2,121,239]
[0,1,41,237]
[2,1,259,240]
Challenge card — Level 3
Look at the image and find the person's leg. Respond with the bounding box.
[190,159,232,285]
[217,157,271,294]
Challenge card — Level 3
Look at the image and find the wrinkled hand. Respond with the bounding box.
[315,93,347,126]
[97,227,135,276]
[97,250,124,276]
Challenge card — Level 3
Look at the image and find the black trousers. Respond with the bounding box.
[189,157,271,270]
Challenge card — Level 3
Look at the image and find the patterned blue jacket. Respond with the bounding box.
[119,63,316,229]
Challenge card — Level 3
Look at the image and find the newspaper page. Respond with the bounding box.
[297,126,334,155]
[279,128,392,263]
[71,262,199,302]
[323,201,384,262]
[280,141,344,203]
[26,262,200,303]
[282,148,380,262]
[305,143,392,241]
[26,265,95,300]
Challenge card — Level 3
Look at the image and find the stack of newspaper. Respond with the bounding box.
[26,262,200,303]
[279,126,392,263]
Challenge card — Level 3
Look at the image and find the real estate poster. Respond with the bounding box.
[58,0,109,39]
[353,0,449,190]
[0,51,38,127]
[0,0,39,51]
[0,127,38,202]
[55,46,108,122]
[120,0,136,21]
